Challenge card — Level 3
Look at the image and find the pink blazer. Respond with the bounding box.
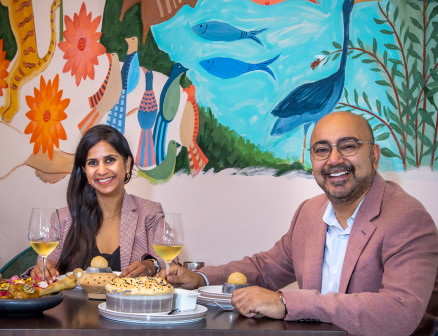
[201,173,438,336]
[49,192,165,271]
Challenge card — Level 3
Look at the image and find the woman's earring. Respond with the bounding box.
[126,170,130,181]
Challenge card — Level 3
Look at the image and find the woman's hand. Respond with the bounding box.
[30,259,59,283]
[119,260,156,278]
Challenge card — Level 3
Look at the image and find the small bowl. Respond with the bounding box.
[86,267,112,273]
[222,282,249,294]
[182,261,205,271]
[172,288,199,312]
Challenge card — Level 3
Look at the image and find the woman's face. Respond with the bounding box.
[84,141,131,198]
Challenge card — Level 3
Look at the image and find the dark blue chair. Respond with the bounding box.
[0,247,38,279]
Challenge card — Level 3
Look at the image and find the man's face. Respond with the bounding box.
[310,113,380,206]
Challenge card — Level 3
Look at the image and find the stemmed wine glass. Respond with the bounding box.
[152,213,184,276]
[28,208,60,281]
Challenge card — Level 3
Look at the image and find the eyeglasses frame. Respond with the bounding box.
[307,138,375,161]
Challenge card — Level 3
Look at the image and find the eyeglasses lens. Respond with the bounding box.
[312,140,359,160]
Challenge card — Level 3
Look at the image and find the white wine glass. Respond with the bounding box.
[152,213,184,276]
[28,208,60,281]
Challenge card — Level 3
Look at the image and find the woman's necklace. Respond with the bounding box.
[103,212,121,220]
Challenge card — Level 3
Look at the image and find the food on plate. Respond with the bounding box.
[105,276,174,313]
[73,268,117,299]
[86,256,112,273]
[222,272,249,294]
[90,256,109,268]
[0,274,77,299]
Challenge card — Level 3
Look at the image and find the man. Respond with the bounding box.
[163,112,438,336]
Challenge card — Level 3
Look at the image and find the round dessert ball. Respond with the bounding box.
[223,272,249,294]
[90,256,108,268]
[227,272,247,285]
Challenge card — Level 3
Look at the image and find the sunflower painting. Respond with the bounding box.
[24,75,69,160]
[58,3,106,86]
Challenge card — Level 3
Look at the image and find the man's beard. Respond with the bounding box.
[317,163,375,205]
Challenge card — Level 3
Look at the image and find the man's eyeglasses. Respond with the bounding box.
[308,138,374,161]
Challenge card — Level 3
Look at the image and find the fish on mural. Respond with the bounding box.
[0,0,61,122]
[136,68,158,168]
[192,21,267,46]
[119,0,199,44]
[78,53,123,135]
[270,0,377,163]
[200,55,280,80]
[250,0,318,5]
[153,63,188,165]
[106,36,140,134]
[137,140,181,184]
[180,85,208,175]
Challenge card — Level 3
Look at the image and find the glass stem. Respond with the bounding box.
[165,262,170,276]
[42,256,47,281]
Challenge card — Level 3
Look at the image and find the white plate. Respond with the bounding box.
[198,285,231,299]
[98,303,207,324]
[197,295,232,308]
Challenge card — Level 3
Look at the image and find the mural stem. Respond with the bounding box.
[338,102,407,170]
[431,107,438,170]
[349,47,404,148]
[418,0,428,166]
[378,2,410,155]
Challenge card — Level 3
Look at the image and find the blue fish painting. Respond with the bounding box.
[200,55,280,80]
[192,21,267,46]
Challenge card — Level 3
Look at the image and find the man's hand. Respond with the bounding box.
[231,286,286,319]
[30,259,59,283]
[156,264,206,289]
[120,260,155,278]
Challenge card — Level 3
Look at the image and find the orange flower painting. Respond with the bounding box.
[24,75,69,160]
[0,39,10,96]
[58,2,106,86]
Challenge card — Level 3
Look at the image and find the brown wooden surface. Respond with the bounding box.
[0,288,347,336]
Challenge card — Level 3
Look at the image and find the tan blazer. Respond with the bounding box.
[201,173,438,336]
[50,192,164,271]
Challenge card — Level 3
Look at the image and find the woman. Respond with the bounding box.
[31,125,164,282]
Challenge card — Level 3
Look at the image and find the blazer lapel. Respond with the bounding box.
[338,173,385,293]
[119,193,138,269]
[303,204,327,291]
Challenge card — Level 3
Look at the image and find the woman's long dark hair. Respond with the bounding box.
[57,125,134,273]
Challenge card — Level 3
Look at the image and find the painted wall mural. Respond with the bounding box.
[0,0,437,186]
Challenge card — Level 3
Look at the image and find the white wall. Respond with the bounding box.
[1,167,436,269]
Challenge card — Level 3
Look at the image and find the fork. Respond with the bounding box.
[212,299,234,311]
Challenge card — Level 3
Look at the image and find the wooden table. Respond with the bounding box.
[0,288,347,335]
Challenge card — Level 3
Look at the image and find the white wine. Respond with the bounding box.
[30,241,59,257]
[153,244,183,262]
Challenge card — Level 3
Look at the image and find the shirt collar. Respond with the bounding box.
[323,197,365,232]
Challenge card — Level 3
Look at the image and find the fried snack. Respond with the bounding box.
[40,274,77,296]
[73,268,117,299]
[90,256,109,268]
[227,272,247,285]
[223,272,249,294]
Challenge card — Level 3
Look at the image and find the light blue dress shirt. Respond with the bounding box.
[320,199,364,294]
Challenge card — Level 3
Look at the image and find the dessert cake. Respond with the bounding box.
[222,272,249,294]
[105,277,174,313]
